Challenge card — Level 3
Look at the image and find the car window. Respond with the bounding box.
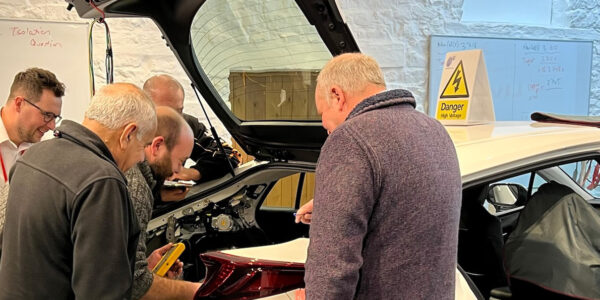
[191,0,331,121]
[483,159,599,214]
[262,172,314,209]
[558,160,600,198]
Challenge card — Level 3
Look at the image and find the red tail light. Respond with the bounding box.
[195,251,305,299]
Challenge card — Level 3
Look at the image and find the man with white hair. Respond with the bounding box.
[0,83,157,299]
[303,53,461,299]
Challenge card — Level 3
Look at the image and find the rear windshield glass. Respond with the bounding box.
[191,0,332,121]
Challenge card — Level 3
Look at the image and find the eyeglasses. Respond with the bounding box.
[23,98,62,123]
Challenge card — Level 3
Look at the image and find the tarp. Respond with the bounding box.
[504,181,600,299]
[531,112,600,127]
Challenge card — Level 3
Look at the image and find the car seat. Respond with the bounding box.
[458,184,508,299]
[504,181,600,299]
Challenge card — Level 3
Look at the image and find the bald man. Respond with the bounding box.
[143,74,238,191]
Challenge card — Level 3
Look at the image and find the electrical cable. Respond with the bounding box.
[89,1,106,20]
[87,1,113,95]
[191,83,236,177]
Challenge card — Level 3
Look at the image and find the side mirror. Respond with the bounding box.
[488,183,527,210]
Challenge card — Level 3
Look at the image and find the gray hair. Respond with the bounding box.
[317,53,386,104]
[85,83,156,140]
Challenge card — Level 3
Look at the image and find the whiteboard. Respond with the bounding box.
[0,19,90,123]
[428,35,593,120]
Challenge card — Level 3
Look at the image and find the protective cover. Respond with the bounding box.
[504,181,600,299]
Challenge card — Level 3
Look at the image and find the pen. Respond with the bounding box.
[293,212,312,216]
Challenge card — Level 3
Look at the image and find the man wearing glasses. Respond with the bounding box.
[0,67,64,231]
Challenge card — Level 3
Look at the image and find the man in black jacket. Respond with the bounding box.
[0,83,157,299]
[143,75,239,202]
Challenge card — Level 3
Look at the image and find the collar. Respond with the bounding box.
[54,120,126,182]
[346,89,416,121]
[0,108,9,144]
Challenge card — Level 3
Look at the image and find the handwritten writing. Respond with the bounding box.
[10,26,51,37]
[30,38,62,48]
[436,40,477,49]
[522,43,559,52]
[538,65,564,73]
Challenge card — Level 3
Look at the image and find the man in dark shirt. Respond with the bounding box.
[0,83,157,299]
[143,75,238,191]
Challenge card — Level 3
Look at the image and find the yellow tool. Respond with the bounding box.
[152,243,185,277]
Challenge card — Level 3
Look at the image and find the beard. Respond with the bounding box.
[18,126,43,143]
[150,151,173,182]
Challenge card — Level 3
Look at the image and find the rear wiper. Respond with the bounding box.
[191,83,236,178]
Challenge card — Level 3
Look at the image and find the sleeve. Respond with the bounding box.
[184,114,238,182]
[131,235,154,300]
[189,151,235,182]
[183,113,208,143]
[126,171,155,300]
[304,127,379,299]
[70,178,140,300]
[0,184,8,234]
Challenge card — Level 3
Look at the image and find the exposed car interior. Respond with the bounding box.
[146,165,314,281]
[459,157,600,299]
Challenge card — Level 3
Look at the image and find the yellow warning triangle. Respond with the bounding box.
[440,61,469,98]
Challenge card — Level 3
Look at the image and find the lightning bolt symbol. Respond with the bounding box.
[452,70,462,92]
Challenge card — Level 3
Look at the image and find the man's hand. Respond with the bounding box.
[169,167,201,181]
[295,288,306,300]
[160,187,190,202]
[295,199,313,224]
[147,243,184,279]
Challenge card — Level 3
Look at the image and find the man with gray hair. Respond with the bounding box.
[0,83,157,299]
[302,53,461,299]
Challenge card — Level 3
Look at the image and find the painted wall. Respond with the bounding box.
[0,0,598,141]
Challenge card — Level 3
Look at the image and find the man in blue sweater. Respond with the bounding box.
[303,53,461,299]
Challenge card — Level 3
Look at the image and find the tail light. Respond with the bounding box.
[195,251,305,299]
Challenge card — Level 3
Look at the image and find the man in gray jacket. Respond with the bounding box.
[0,83,157,299]
[304,53,461,299]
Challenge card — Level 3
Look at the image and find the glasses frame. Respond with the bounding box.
[22,98,62,123]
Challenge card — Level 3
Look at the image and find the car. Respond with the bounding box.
[66,1,600,299]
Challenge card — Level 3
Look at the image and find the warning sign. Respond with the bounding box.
[436,100,469,120]
[435,49,494,125]
[440,61,469,98]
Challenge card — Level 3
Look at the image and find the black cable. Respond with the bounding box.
[191,83,236,177]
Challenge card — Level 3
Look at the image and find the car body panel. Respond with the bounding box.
[449,122,600,184]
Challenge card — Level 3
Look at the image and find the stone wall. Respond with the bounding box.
[0,0,597,139]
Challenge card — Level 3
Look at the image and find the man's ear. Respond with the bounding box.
[119,123,138,150]
[150,136,165,156]
[330,85,346,111]
[14,97,24,112]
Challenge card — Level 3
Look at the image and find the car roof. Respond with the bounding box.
[450,121,600,184]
